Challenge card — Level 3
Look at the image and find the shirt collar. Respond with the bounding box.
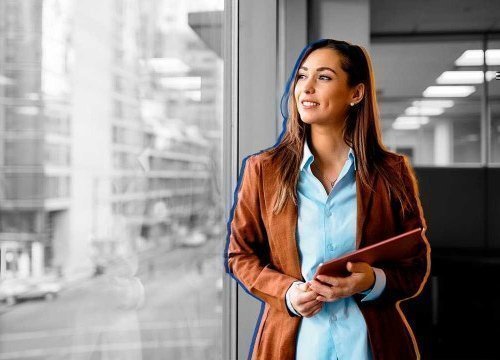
[300,139,357,172]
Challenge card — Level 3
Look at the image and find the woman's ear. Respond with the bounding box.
[351,83,365,104]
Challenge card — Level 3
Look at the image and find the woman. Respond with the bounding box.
[225,38,431,360]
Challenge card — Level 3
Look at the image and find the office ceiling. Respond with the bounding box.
[370,0,500,35]
[370,0,500,125]
[187,1,500,126]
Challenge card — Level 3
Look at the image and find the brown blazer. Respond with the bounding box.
[226,150,431,360]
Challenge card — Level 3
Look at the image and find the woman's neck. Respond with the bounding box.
[308,127,350,170]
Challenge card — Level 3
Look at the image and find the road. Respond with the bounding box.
[0,239,224,360]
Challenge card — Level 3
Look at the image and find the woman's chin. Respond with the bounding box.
[300,117,321,125]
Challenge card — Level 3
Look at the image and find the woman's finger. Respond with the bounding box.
[316,275,350,288]
[298,288,320,302]
[304,307,322,318]
[311,306,322,316]
[314,274,341,286]
[298,299,320,312]
[310,301,324,312]
[316,294,340,302]
[303,302,323,317]
[308,279,335,298]
[299,296,323,311]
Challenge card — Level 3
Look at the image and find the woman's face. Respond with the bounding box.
[294,48,355,126]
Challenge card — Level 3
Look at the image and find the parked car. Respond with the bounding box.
[0,276,62,305]
[180,230,208,247]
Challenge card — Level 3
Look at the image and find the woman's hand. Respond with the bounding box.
[289,282,324,318]
[308,262,375,302]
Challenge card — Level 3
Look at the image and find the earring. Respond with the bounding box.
[350,102,355,106]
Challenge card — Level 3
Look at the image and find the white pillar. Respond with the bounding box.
[18,251,30,278]
[31,242,44,277]
[0,245,6,279]
[434,120,453,165]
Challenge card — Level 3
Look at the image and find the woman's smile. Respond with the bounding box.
[301,100,320,109]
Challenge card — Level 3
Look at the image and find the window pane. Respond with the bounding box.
[0,0,225,358]
[372,40,483,166]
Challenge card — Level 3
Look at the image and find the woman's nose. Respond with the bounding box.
[304,87,314,94]
[303,78,315,94]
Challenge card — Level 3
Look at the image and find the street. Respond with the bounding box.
[0,240,223,360]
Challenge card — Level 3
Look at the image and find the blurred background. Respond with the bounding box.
[1,0,500,359]
[0,0,225,358]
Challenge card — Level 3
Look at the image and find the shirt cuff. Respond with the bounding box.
[360,267,386,302]
[285,281,304,316]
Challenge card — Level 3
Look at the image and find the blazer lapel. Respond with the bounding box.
[279,197,303,280]
[355,169,377,249]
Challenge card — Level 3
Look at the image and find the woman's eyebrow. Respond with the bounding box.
[299,66,336,75]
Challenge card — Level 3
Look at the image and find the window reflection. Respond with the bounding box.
[0,0,224,358]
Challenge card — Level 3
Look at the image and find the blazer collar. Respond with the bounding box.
[300,139,357,172]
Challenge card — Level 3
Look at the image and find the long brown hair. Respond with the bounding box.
[264,39,417,219]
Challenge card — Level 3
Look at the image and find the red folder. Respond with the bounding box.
[313,227,423,279]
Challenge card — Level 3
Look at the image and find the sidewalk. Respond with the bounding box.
[0,238,216,316]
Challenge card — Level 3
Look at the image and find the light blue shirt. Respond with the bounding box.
[289,139,386,360]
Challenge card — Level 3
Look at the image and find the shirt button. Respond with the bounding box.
[330,314,337,321]
[325,209,332,216]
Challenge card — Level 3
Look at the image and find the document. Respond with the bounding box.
[313,227,423,278]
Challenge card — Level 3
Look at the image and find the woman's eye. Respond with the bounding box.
[296,74,330,80]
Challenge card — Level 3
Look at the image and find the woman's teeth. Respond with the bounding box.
[303,101,319,107]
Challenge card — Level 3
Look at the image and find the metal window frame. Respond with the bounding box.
[222,0,238,358]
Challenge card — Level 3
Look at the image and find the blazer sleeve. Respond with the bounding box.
[373,156,431,305]
[226,155,298,314]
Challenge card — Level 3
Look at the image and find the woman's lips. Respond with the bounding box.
[301,101,320,109]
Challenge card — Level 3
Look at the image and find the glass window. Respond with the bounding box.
[0,0,226,358]
[44,112,71,136]
[45,143,71,166]
[3,69,41,97]
[2,173,44,200]
[4,106,41,131]
[4,139,42,166]
[45,176,70,198]
[0,211,37,233]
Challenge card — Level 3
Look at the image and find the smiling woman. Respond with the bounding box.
[295,49,365,130]
[226,38,431,360]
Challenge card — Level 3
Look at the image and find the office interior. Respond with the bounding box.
[227,1,500,359]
